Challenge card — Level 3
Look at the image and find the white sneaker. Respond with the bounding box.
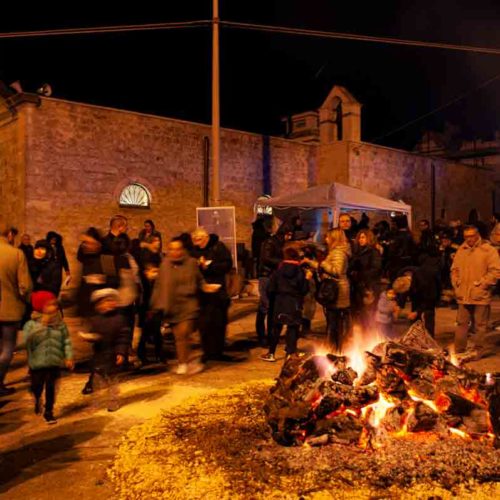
[176,363,188,375]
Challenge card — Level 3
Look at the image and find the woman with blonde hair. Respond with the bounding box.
[319,228,351,351]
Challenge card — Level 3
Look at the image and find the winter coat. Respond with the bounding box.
[451,238,500,305]
[387,229,416,280]
[269,261,309,326]
[251,219,270,263]
[46,232,70,274]
[403,255,442,312]
[259,235,284,277]
[89,309,130,373]
[350,245,382,307]
[320,244,351,309]
[0,237,32,322]
[191,234,233,290]
[22,314,73,370]
[30,258,61,296]
[151,256,203,324]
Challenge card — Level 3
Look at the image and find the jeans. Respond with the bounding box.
[30,367,60,414]
[0,322,19,385]
[455,304,489,353]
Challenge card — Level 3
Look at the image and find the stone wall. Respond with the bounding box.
[22,98,314,269]
[346,142,493,224]
[0,109,27,231]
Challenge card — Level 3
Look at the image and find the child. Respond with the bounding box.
[23,291,73,424]
[375,287,400,339]
[260,245,309,362]
[82,288,130,412]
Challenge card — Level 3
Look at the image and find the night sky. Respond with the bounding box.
[1,0,499,149]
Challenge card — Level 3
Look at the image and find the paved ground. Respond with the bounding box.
[0,297,499,499]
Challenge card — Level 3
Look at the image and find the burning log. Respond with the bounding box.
[264,324,498,448]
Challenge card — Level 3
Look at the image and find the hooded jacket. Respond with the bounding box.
[22,313,73,370]
[269,261,309,325]
[46,231,70,273]
[30,240,61,296]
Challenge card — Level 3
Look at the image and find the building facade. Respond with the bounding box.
[0,86,493,269]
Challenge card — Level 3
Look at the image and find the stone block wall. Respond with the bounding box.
[21,98,313,269]
[0,110,27,231]
[346,142,493,224]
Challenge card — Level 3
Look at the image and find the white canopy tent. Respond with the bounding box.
[262,182,412,228]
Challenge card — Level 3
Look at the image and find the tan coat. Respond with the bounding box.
[451,238,500,305]
[321,244,351,309]
[0,237,32,322]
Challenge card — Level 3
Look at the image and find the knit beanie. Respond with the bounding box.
[31,290,57,313]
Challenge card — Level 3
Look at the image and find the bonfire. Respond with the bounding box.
[265,321,500,449]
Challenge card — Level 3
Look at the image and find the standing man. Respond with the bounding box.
[451,225,500,359]
[191,227,233,361]
[0,219,32,396]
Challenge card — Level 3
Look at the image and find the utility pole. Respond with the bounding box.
[211,0,220,205]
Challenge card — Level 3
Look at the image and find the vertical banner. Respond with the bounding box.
[196,206,238,272]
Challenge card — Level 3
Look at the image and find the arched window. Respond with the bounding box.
[119,183,151,208]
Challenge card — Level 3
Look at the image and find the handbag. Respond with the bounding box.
[315,277,339,307]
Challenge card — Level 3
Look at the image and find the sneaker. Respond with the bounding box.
[34,399,42,415]
[0,386,15,397]
[176,363,188,375]
[187,361,205,375]
[260,353,276,362]
[81,382,93,395]
[44,413,57,424]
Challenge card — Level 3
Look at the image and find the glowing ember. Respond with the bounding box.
[447,344,459,367]
[450,428,471,440]
[362,393,395,428]
[407,389,440,413]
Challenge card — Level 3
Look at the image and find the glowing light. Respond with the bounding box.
[447,344,459,367]
[449,428,470,440]
[342,326,384,382]
[407,389,439,413]
[362,393,396,428]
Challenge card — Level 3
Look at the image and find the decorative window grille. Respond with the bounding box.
[119,183,151,208]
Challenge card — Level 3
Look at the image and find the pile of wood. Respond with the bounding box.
[265,321,500,447]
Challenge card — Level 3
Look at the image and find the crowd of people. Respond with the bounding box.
[253,211,500,363]
[1,208,500,423]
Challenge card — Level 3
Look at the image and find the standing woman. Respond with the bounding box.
[30,240,60,296]
[46,231,70,295]
[350,229,382,332]
[320,228,351,352]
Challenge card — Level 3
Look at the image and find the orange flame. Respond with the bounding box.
[407,389,439,413]
[449,427,471,440]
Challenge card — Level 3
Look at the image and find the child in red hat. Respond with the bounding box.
[22,291,73,424]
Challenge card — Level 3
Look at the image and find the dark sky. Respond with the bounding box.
[1,0,499,149]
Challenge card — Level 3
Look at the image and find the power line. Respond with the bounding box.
[0,20,211,39]
[0,19,499,56]
[221,21,500,56]
[370,72,500,143]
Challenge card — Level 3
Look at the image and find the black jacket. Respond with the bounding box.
[191,234,233,288]
[350,245,382,291]
[269,261,309,325]
[46,231,70,273]
[259,235,284,277]
[89,309,130,373]
[19,243,34,262]
[402,256,442,312]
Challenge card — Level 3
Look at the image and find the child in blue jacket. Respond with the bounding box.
[23,291,73,424]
